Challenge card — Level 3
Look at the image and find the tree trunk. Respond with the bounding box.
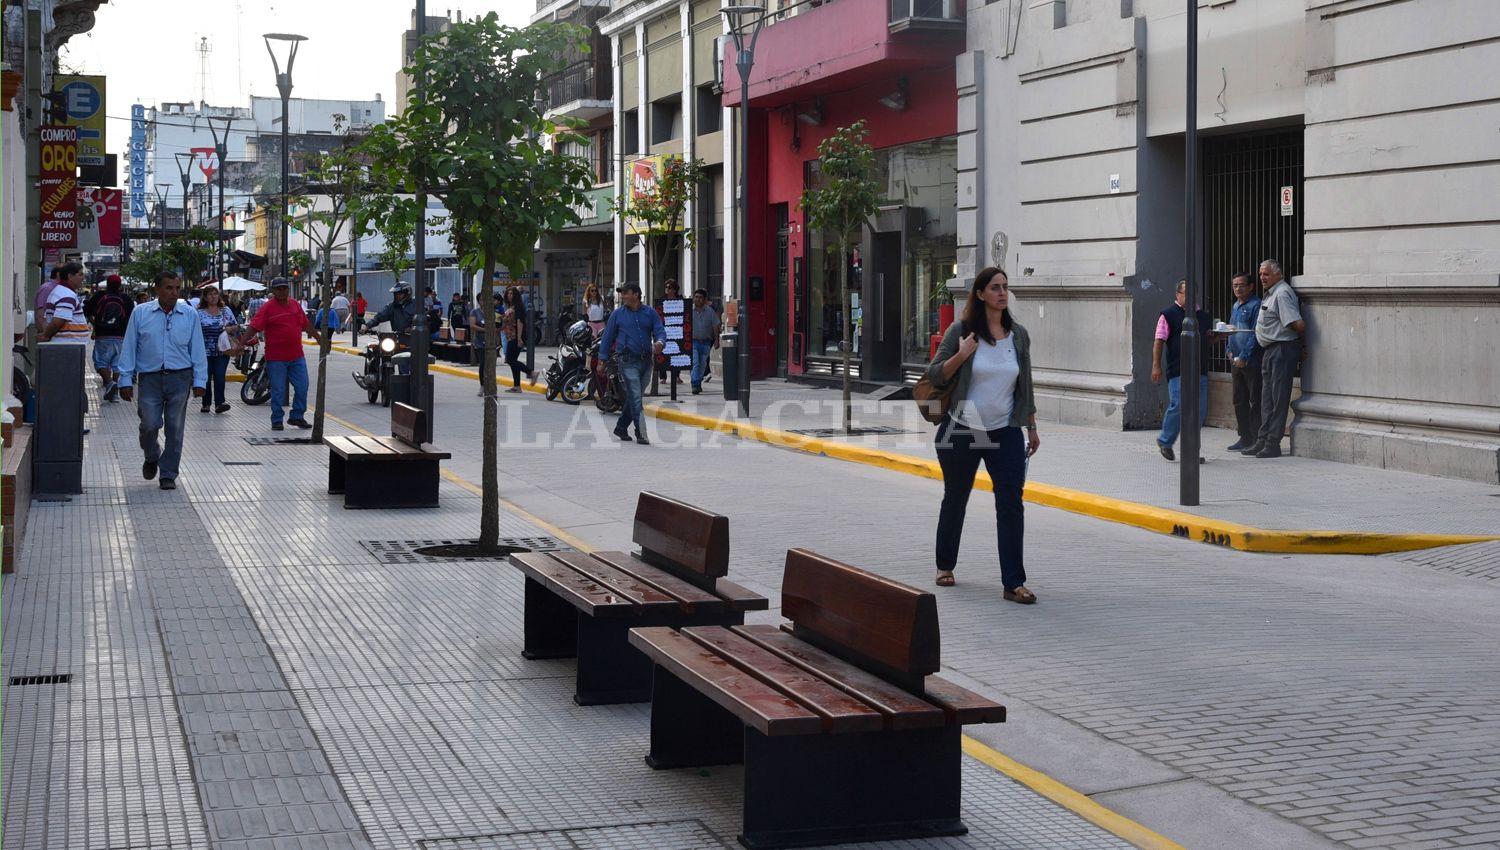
[479,252,500,550]
[840,240,852,434]
[311,247,333,444]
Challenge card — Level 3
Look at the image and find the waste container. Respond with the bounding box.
[719,331,739,403]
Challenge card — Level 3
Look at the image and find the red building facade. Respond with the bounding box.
[724,0,965,382]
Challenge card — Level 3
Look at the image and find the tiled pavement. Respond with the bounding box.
[3,369,1135,849]
[311,350,1500,849]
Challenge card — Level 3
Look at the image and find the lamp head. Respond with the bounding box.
[721,3,766,41]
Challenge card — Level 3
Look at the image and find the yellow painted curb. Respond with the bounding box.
[961,737,1185,850]
[322,402,1177,849]
[309,342,1496,556]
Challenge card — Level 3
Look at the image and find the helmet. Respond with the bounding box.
[390,281,413,297]
[566,320,594,348]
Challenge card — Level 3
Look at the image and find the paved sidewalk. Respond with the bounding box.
[2,377,1138,849]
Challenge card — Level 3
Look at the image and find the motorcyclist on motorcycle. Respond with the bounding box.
[362,282,421,373]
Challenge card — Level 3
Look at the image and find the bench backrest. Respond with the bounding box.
[391,402,426,447]
[781,549,940,689]
[633,491,729,584]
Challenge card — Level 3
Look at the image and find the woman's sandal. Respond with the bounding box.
[1003,586,1037,605]
[935,572,956,587]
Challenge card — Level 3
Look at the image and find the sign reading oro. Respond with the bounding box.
[40,125,79,248]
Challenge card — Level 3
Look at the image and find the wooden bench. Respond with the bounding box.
[629,549,1005,849]
[508,491,768,705]
[325,403,451,509]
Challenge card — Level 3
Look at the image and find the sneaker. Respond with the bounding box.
[1255,444,1282,459]
[215,403,231,414]
[143,460,158,481]
[691,385,702,395]
[1226,440,1248,452]
[271,422,285,431]
[159,479,176,491]
[1158,444,1175,462]
[288,418,312,429]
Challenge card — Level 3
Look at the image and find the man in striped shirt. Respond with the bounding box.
[38,262,92,344]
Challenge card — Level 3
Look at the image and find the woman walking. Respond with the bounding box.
[196,284,239,414]
[501,286,536,393]
[926,267,1041,603]
[583,282,607,337]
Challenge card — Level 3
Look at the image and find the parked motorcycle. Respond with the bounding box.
[593,352,625,415]
[238,338,270,406]
[544,320,595,403]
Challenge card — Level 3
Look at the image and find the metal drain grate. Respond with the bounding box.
[420,819,724,849]
[9,674,71,686]
[787,425,915,438]
[361,537,570,564]
[243,436,316,446]
[222,461,263,466]
[34,494,73,503]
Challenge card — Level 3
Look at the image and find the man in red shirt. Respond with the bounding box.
[247,277,314,430]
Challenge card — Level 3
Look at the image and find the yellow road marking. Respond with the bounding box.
[306,341,1496,555]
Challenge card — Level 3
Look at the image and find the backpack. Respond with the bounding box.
[94,294,129,336]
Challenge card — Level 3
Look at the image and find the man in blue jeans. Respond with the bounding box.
[117,271,208,490]
[1151,279,1211,462]
[598,282,665,445]
[248,278,314,430]
[689,288,719,395]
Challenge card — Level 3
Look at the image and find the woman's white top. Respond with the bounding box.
[952,334,1019,431]
[586,301,605,321]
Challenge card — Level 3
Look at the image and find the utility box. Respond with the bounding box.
[34,343,85,494]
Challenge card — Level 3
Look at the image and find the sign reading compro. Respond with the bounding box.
[39,125,79,248]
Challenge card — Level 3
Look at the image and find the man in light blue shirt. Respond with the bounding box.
[599,282,665,444]
[1223,272,1263,451]
[118,271,208,490]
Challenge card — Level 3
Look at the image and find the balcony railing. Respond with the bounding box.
[889,0,964,31]
[544,63,610,108]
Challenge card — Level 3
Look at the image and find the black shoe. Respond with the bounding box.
[288,418,312,429]
[159,479,176,490]
[1240,440,1265,456]
[691,386,702,395]
[1158,444,1175,461]
[215,403,231,414]
[614,427,632,442]
[635,433,651,445]
[1255,444,1282,459]
[200,404,212,413]
[1226,440,1248,452]
[272,422,285,431]
[143,460,158,481]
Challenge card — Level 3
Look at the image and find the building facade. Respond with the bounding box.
[958,0,1500,483]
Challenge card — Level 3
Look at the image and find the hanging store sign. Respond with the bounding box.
[53,75,106,166]
[129,104,148,220]
[77,187,123,246]
[39,125,79,248]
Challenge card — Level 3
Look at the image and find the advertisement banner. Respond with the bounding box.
[129,104,148,221]
[40,125,79,249]
[53,75,106,166]
[192,146,219,182]
[78,188,123,246]
[625,155,664,236]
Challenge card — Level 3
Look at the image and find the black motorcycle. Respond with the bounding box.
[592,352,625,415]
[238,338,270,406]
[352,333,402,406]
[544,320,595,403]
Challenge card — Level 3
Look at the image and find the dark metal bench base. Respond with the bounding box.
[522,576,747,706]
[646,664,967,850]
[328,450,442,509]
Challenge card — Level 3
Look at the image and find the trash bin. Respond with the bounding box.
[719,331,739,402]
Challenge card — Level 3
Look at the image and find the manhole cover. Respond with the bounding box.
[243,436,316,446]
[787,425,915,438]
[361,537,568,564]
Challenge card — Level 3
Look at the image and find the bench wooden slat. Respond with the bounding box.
[587,551,728,614]
[922,676,1006,725]
[510,553,637,616]
[629,627,823,736]
[543,551,682,610]
[781,549,940,680]
[734,624,947,730]
[324,436,369,456]
[712,578,770,612]
[682,627,885,734]
[634,491,728,580]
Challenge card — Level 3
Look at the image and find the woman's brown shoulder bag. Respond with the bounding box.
[912,374,954,425]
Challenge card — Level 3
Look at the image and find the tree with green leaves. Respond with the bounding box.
[121,226,216,284]
[359,13,594,551]
[622,155,707,296]
[800,121,882,434]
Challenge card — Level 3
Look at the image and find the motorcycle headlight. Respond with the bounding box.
[379,337,397,354]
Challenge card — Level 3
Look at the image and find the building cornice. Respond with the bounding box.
[599,0,680,37]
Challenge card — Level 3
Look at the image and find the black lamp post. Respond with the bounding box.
[722,3,766,418]
[153,183,171,246]
[174,151,198,250]
[1180,0,1202,506]
[207,114,235,284]
[264,32,307,280]
[408,2,430,426]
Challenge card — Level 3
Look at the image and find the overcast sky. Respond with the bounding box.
[60,1,531,164]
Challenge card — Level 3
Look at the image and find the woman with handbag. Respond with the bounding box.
[196,284,239,414]
[925,267,1041,603]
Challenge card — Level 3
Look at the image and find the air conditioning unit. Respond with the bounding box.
[712,34,727,95]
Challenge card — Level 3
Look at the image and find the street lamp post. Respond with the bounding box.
[264,33,307,280]
[207,115,235,285]
[153,183,172,246]
[722,4,766,419]
[1180,0,1202,506]
[174,151,198,255]
[409,2,430,429]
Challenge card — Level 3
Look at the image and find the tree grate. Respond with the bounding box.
[787,425,915,438]
[9,674,71,686]
[243,436,316,446]
[360,537,569,564]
